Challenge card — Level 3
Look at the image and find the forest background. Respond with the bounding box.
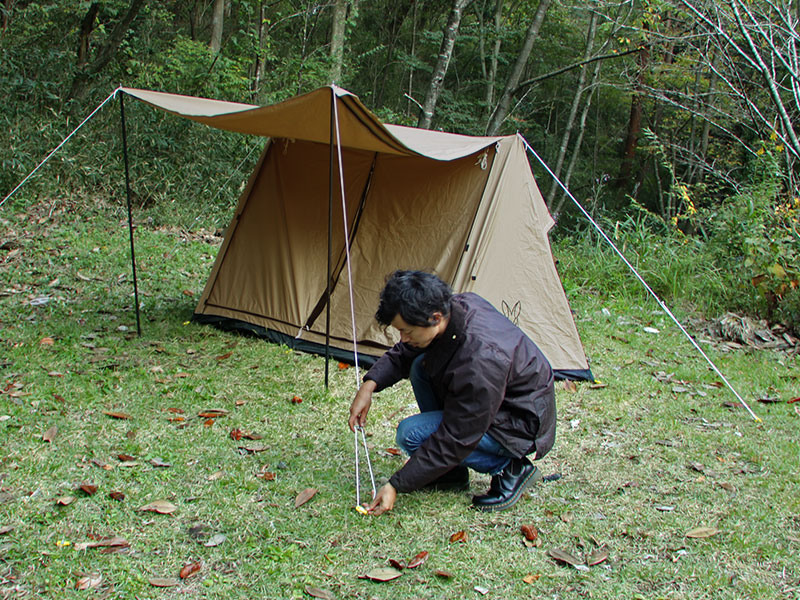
[1,0,799,331]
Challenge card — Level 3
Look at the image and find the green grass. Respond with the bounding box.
[1,196,799,599]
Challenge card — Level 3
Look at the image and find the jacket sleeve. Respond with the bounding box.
[363,342,420,392]
[389,342,511,492]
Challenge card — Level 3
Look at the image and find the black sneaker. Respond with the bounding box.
[471,457,541,512]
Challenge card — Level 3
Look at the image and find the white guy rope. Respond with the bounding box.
[520,136,761,422]
[1,87,122,210]
[331,91,363,389]
[331,91,377,504]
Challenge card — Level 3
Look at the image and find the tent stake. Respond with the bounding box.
[119,92,142,337]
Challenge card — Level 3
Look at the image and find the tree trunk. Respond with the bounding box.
[210,0,225,54]
[329,0,348,84]
[417,0,471,129]
[552,59,603,217]
[615,41,649,190]
[252,0,267,98]
[546,11,597,206]
[2,0,15,35]
[484,0,503,116]
[69,0,147,104]
[485,0,551,135]
[77,2,100,68]
[407,0,419,118]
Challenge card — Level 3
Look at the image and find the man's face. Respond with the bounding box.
[390,314,441,349]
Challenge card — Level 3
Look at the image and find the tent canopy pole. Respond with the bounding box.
[119,91,142,337]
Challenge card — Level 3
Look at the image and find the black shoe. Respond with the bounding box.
[471,457,541,512]
[424,466,470,491]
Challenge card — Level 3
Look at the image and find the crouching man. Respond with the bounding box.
[348,270,556,515]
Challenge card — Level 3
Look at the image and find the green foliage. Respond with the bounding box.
[700,145,800,330]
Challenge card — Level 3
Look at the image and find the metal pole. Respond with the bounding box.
[324,89,335,388]
[119,92,142,337]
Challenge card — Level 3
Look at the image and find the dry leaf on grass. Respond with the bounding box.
[78,484,97,495]
[138,500,177,514]
[204,534,227,547]
[522,574,541,584]
[548,548,584,567]
[75,536,129,551]
[449,530,467,543]
[434,569,454,578]
[0,526,13,535]
[363,567,402,582]
[406,551,429,569]
[42,426,58,443]
[198,408,228,418]
[103,411,132,420]
[179,561,202,579]
[586,548,610,566]
[56,496,75,506]
[521,524,538,542]
[686,526,720,538]
[148,577,180,587]
[75,574,102,590]
[295,488,317,508]
[304,585,335,599]
[108,491,125,501]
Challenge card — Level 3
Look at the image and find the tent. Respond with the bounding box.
[121,86,593,381]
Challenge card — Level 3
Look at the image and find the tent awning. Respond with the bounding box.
[120,86,505,161]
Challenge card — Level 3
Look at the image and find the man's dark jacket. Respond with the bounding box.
[364,292,556,493]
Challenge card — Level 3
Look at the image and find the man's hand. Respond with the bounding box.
[366,482,397,516]
[348,380,377,431]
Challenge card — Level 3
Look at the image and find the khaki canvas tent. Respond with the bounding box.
[121,86,593,381]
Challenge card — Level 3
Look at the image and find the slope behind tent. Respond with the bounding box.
[121,86,593,380]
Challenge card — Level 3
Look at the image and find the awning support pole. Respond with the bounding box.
[119,92,142,337]
[324,89,335,388]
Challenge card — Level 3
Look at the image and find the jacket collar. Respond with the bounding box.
[423,298,465,373]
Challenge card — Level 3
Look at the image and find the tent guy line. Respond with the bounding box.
[0,87,122,210]
[520,137,761,423]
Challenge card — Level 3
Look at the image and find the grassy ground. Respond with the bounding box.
[1,196,799,599]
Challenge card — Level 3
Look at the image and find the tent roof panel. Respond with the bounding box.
[120,86,507,161]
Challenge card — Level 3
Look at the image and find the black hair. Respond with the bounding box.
[375,270,452,327]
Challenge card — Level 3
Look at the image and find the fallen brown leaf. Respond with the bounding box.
[295,488,317,508]
[75,574,102,590]
[521,524,538,542]
[215,351,233,361]
[103,411,132,420]
[291,395,303,404]
[42,425,58,443]
[78,484,98,495]
[117,454,136,461]
[198,408,228,418]
[548,548,584,567]
[108,491,125,501]
[407,550,429,569]
[138,500,177,514]
[150,457,171,468]
[434,569,454,578]
[449,530,467,543]
[230,428,243,441]
[39,337,55,346]
[75,536,129,552]
[686,526,720,538]
[305,585,334,599]
[363,567,402,582]
[148,577,180,587]
[388,558,406,570]
[522,574,541,584]
[0,526,13,535]
[55,495,75,506]
[586,548,609,566]
[179,561,202,579]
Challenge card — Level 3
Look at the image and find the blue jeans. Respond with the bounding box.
[395,355,512,475]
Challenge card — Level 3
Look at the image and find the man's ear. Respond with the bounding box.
[430,311,443,325]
